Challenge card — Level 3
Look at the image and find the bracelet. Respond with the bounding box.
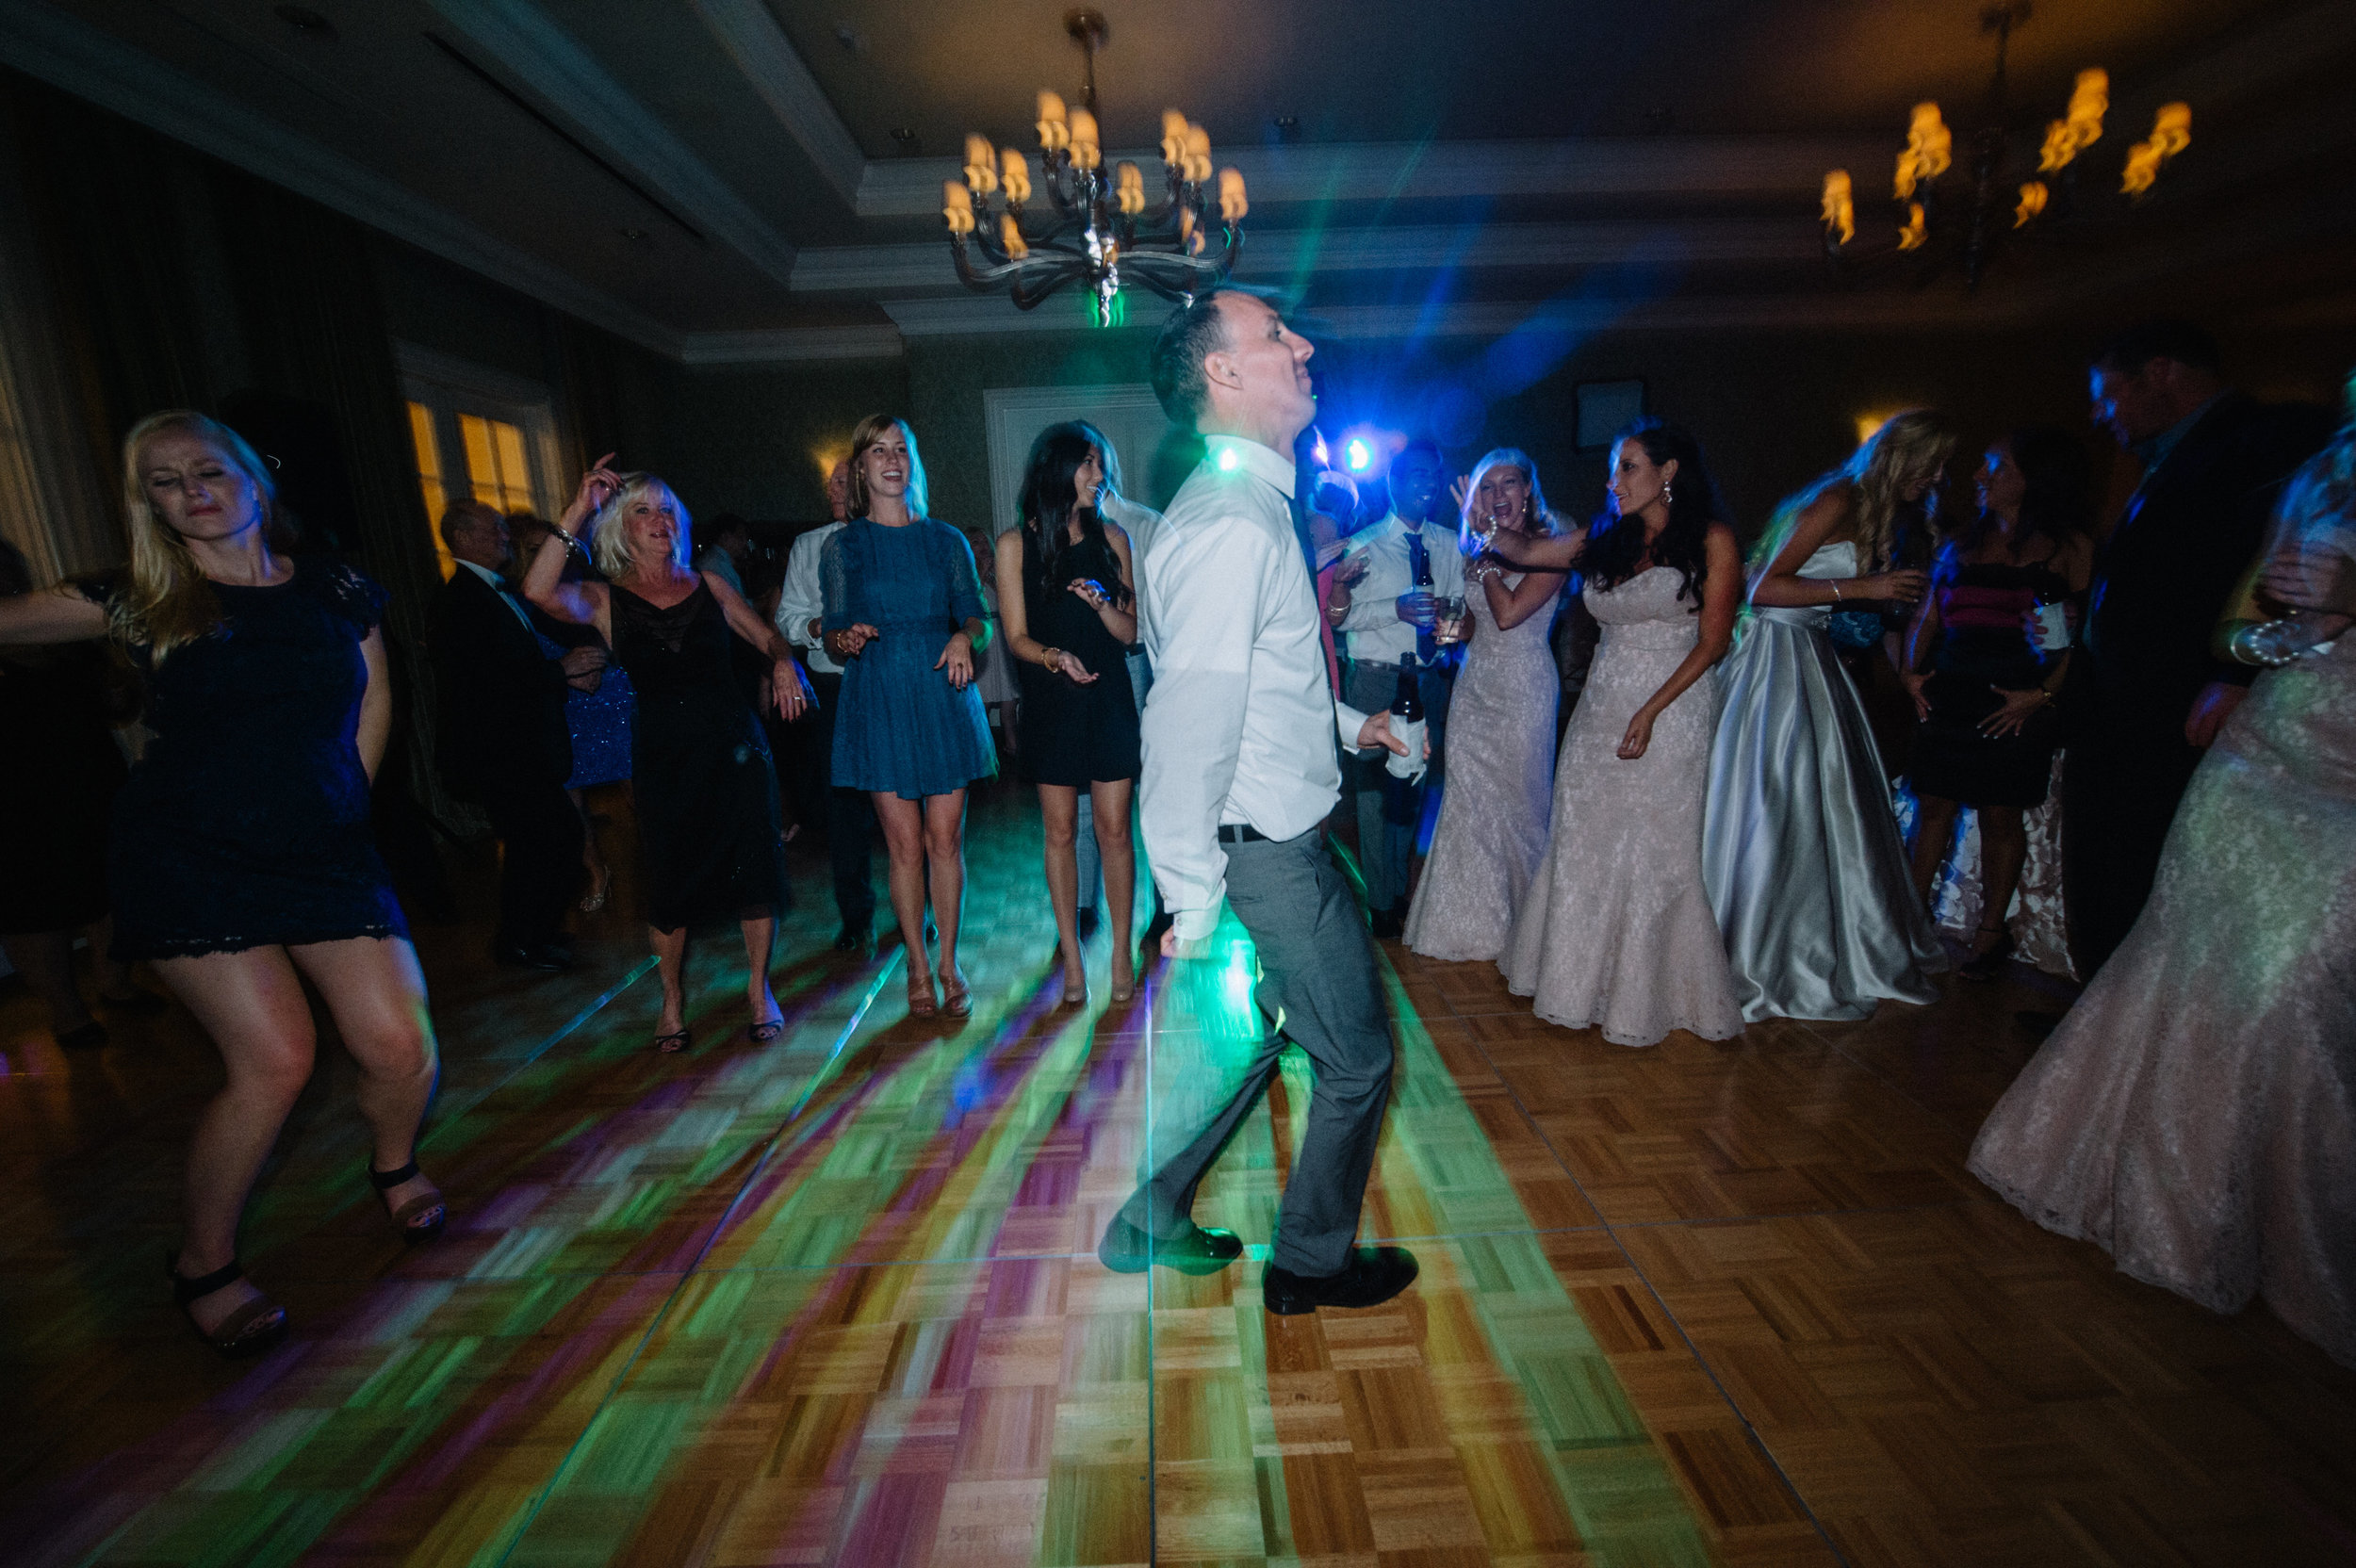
[1040,646,1062,669]
[1830,580,1843,601]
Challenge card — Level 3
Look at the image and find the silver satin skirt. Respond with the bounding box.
[1702,605,1945,1021]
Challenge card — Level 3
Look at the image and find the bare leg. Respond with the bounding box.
[873,793,932,988]
[923,791,969,988]
[290,937,442,1227]
[1911,793,1963,912]
[151,945,319,1332]
[650,924,689,1037]
[574,788,610,908]
[1089,778,1137,995]
[1038,784,1083,990]
[0,930,95,1036]
[741,915,781,1030]
[1977,806,2030,955]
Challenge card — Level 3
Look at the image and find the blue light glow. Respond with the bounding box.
[1345,438,1373,473]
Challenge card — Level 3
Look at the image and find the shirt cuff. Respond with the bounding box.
[1334,702,1370,748]
[1172,905,1221,942]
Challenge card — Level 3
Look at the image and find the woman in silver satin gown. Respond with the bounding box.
[1404,450,1564,963]
[1702,412,1954,1022]
[1486,420,1746,1048]
[1971,431,2356,1369]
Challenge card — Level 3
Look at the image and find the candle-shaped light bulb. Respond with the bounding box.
[963,134,997,196]
[1000,146,1031,206]
[1068,107,1100,169]
[1037,90,1068,151]
[1184,123,1212,183]
[2151,102,2190,156]
[942,180,974,235]
[1219,167,1248,222]
[1820,169,1855,244]
[1000,211,1029,259]
[2014,180,2049,228]
[1115,160,1145,215]
[1160,108,1188,166]
[1896,201,1928,250]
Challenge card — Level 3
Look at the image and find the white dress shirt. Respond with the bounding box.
[1335,511,1466,665]
[777,520,846,675]
[456,558,536,634]
[1138,435,1371,941]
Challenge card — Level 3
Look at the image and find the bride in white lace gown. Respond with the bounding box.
[1405,450,1564,963]
[1970,440,2356,1369]
[1486,420,1745,1048]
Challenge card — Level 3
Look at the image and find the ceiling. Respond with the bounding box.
[4,0,2351,361]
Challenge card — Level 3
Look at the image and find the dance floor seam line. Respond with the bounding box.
[1457,1016,1859,1568]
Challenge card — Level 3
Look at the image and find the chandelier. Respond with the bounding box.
[1819,2,2190,290]
[941,9,1247,326]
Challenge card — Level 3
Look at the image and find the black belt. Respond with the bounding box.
[1216,824,1267,844]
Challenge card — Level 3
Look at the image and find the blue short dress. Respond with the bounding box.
[821,517,999,799]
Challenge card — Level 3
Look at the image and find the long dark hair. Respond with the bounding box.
[1949,425,2091,564]
[1578,418,1726,607]
[1017,421,1131,607]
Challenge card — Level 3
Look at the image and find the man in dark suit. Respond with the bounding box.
[433,500,598,971]
[2061,321,2334,979]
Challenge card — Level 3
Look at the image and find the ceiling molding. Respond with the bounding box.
[793,220,1820,294]
[0,0,682,357]
[676,324,907,365]
[425,0,799,286]
[690,0,865,208]
[855,134,1896,220]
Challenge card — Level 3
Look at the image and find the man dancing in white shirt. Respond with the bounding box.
[1097,288,1418,1315]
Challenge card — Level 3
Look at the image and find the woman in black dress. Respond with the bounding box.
[1902,428,2095,976]
[0,412,445,1357]
[992,423,1142,1004]
[524,460,812,1053]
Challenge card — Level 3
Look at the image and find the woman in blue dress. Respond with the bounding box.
[822,415,997,1019]
[0,411,447,1359]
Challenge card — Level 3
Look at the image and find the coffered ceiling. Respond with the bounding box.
[5,0,2351,362]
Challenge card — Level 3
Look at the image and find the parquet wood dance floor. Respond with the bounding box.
[1,785,2349,1567]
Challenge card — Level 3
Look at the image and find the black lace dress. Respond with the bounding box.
[610,580,788,933]
[73,558,407,959]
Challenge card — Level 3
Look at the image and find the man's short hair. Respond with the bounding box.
[707,512,750,542]
[1395,437,1445,472]
[438,498,499,553]
[2091,318,2222,377]
[1149,291,1237,431]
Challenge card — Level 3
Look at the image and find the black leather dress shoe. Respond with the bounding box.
[1096,1215,1243,1276]
[494,941,571,972]
[1262,1246,1418,1315]
[1368,902,1407,940]
[833,924,873,955]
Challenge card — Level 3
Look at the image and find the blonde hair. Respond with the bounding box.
[589,473,693,578]
[845,415,931,519]
[1841,409,1957,570]
[1457,448,1552,553]
[115,410,278,660]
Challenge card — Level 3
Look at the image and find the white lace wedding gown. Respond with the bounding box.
[1500,567,1743,1047]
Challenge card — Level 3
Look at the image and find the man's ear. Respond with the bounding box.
[1202,347,1242,395]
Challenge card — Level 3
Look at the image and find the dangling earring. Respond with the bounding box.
[1661,480,1675,508]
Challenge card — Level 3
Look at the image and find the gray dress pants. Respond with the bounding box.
[1117,826,1395,1276]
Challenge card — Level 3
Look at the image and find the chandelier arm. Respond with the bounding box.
[1009,267,1088,310]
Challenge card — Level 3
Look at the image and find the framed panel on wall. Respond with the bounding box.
[1574,379,1646,452]
[982,384,1174,537]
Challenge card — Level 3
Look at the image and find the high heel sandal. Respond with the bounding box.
[368,1159,449,1244]
[1960,923,2016,981]
[749,996,784,1042]
[653,1027,692,1054]
[940,968,973,1019]
[578,866,611,914]
[1058,961,1089,1009]
[907,972,938,1018]
[168,1253,287,1359]
[1108,957,1137,1005]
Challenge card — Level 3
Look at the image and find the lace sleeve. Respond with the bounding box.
[820,528,854,632]
[316,560,389,629]
[941,523,986,627]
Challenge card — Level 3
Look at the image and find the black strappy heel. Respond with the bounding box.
[368,1159,448,1244]
[168,1253,287,1360]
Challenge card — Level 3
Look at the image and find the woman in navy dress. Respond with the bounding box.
[822,416,996,1019]
[0,411,445,1358]
[524,461,812,1054]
